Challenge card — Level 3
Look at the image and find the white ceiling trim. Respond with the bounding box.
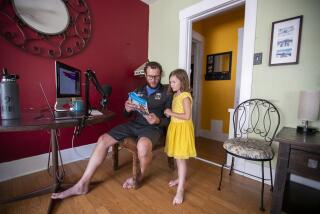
[139,0,158,5]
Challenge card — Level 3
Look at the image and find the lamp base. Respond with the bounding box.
[296,125,319,135]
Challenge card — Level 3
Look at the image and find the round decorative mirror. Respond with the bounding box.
[0,0,91,58]
[12,0,70,35]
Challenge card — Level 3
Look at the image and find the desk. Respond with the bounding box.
[0,110,115,213]
[271,127,320,214]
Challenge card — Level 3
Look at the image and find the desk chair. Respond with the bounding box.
[217,99,280,211]
[112,134,174,189]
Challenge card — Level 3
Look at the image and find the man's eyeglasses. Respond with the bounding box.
[146,75,161,80]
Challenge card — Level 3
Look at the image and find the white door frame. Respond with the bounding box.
[178,0,257,104]
[191,31,204,137]
[178,0,259,180]
[234,27,244,107]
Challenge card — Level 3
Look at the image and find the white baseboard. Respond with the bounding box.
[3,142,319,191]
[227,155,274,185]
[229,155,320,190]
[198,120,228,142]
[198,129,228,142]
[196,155,320,190]
[0,143,98,182]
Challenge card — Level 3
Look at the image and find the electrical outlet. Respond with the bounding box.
[307,159,318,169]
[253,53,263,65]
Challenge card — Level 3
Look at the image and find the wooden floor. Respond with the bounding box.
[195,137,226,164]
[0,138,272,213]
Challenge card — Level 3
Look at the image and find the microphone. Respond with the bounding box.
[102,84,112,97]
[100,84,112,109]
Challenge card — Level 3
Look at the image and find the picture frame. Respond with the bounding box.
[269,15,303,66]
[205,51,232,80]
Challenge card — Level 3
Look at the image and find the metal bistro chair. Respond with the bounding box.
[217,99,280,211]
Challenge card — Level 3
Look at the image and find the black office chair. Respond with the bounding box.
[217,99,280,211]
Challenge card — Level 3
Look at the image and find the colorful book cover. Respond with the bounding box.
[128,92,149,115]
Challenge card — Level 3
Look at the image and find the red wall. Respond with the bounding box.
[0,0,148,163]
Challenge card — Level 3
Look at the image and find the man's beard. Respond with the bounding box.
[147,82,160,89]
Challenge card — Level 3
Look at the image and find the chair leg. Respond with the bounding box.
[269,161,273,192]
[112,144,119,171]
[168,157,175,170]
[218,161,225,191]
[218,151,229,190]
[229,156,235,176]
[132,152,139,189]
[260,161,265,211]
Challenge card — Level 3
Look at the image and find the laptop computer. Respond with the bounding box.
[40,83,85,120]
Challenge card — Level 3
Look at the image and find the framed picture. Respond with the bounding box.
[269,15,303,66]
[205,51,232,80]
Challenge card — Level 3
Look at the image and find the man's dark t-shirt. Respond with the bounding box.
[127,83,172,127]
[108,83,173,144]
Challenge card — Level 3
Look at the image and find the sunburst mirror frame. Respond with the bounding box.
[0,0,91,58]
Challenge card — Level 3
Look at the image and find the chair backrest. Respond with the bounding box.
[233,99,280,144]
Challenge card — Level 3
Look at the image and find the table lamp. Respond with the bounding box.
[297,90,320,134]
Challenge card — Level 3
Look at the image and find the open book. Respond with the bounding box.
[128,92,149,115]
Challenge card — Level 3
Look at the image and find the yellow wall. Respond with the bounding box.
[193,6,244,133]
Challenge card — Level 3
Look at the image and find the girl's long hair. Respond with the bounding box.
[168,69,190,94]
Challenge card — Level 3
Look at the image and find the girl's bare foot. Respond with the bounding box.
[173,189,184,205]
[168,178,179,187]
[51,182,89,199]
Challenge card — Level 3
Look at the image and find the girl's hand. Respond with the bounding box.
[164,108,172,117]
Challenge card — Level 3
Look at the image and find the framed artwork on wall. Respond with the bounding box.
[269,15,303,66]
[205,51,232,80]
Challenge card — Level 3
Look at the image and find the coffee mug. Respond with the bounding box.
[71,100,84,112]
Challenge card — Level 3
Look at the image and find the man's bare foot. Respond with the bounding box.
[123,174,143,189]
[168,179,179,187]
[173,189,184,205]
[51,182,88,199]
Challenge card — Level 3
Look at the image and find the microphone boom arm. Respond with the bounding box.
[85,69,107,116]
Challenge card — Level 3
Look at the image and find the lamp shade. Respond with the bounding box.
[298,90,320,121]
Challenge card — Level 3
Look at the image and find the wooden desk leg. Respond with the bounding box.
[270,143,290,214]
[0,129,62,214]
[51,129,61,192]
[47,129,62,214]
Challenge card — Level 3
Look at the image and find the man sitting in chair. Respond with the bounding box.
[52,61,172,199]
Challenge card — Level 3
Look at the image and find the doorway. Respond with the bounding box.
[191,31,204,137]
[180,0,257,165]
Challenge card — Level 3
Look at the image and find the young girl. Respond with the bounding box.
[164,69,197,205]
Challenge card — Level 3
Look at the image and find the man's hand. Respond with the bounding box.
[125,100,137,112]
[143,113,160,125]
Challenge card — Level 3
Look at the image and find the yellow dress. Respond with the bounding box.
[165,92,197,159]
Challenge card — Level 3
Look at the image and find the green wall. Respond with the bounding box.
[149,0,320,130]
[254,0,320,130]
[148,0,200,83]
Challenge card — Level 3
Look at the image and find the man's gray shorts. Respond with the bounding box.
[108,121,163,146]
